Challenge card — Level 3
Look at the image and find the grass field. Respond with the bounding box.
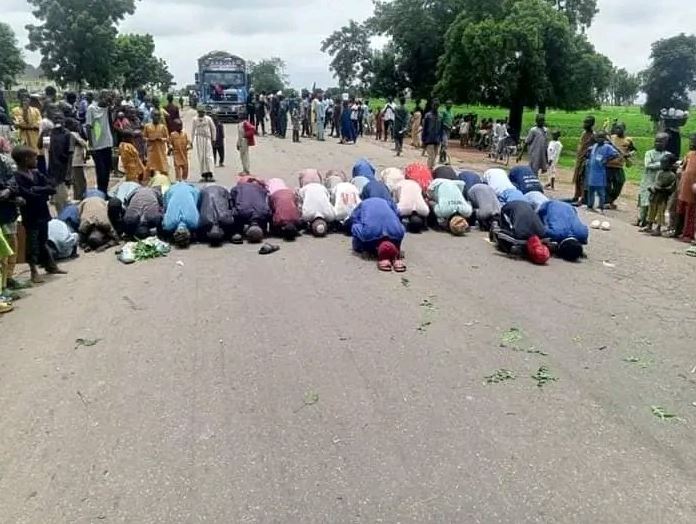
[369,101,695,181]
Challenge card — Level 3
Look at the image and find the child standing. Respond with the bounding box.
[586,131,619,212]
[119,135,146,183]
[546,130,563,190]
[66,118,89,201]
[637,133,669,226]
[169,119,191,181]
[291,107,301,143]
[643,153,677,236]
[237,120,255,174]
[12,146,66,283]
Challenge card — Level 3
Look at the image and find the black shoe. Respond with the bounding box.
[258,243,280,255]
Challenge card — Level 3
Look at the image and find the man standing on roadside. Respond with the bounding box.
[394,96,409,157]
[421,99,443,169]
[606,122,636,208]
[86,90,114,195]
[192,108,216,182]
[382,97,395,141]
[440,100,455,164]
[164,94,180,134]
[12,93,41,154]
[572,116,595,205]
[522,114,549,176]
[255,94,266,136]
[315,94,326,141]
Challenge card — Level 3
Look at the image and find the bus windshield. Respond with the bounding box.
[202,71,245,88]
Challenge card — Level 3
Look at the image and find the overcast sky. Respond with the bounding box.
[5,0,696,89]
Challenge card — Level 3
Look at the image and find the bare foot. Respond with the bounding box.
[31,273,45,284]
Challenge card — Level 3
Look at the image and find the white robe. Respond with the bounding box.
[192,115,216,175]
[299,183,336,222]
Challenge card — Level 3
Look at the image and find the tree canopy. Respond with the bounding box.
[250,58,287,94]
[0,23,25,89]
[361,44,408,98]
[114,34,164,91]
[606,67,640,106]
[321,20,372,89]
[26,0,138,88]
[642,33,696,121]
[436,0,610,136]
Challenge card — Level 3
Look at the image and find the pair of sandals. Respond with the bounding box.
[378,259,406,272]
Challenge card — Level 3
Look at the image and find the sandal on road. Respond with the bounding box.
[0,301,13,314]
[377,259,393,272]
[393,260,407,273]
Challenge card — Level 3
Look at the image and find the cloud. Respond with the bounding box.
[587,0,696,74]
[7,0,696,90]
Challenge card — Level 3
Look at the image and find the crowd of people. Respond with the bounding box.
[1,85,695,316]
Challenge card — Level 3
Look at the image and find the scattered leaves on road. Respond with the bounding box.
[400,277,410,288]
[532,366,558,388]
[74,338,101,350]
[485,369,516,384]
[499,328,548,355]
[623,356,652,369]
[303,391,320,406]
[420,297,437,310]
[651,406,683,421]
[294,391,320,413]
[417,321,432,332]
[501,327,523,347]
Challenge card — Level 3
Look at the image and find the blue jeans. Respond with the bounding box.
[587,186,606,210]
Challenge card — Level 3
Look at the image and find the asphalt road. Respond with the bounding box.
[1,119,696,523]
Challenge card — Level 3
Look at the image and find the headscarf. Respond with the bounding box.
[352,158,376,180]
[404,163,432,192]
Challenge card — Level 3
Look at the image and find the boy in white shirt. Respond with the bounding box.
[546,130,563,190]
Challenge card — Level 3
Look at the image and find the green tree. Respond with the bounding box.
[642,34,696,121]
[0,23,25,89]
[370,0,462,100]
[26,0,137,88]
[545,0,597,30]
[152,58,174,92]
[114,33,158,91]
[436,0,610,137]
[607,67,640,106]
[362,44,407,97]
[321,20,372,89]
[249,58,287,94]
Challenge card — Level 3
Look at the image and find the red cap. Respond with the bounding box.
[526,235,550,265]
[377,240,399,261]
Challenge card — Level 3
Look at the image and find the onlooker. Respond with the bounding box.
[12,146,66,283]
[421,99,443,169]
[86,90,114,194]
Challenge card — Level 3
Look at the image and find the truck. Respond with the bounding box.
[195,51,249,122]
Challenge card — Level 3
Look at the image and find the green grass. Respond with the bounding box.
[368,100,696,182]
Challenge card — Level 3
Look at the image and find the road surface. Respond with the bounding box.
[1,119,695,523]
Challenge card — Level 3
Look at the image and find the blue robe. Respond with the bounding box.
[350,197,404,252]
[341,110,356,142]
[537,200,589,244]
[360,180,393,203]
[57,204,80,231]
[457,171,482,196]
[163,183,201,232]
[509,165,544,194]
